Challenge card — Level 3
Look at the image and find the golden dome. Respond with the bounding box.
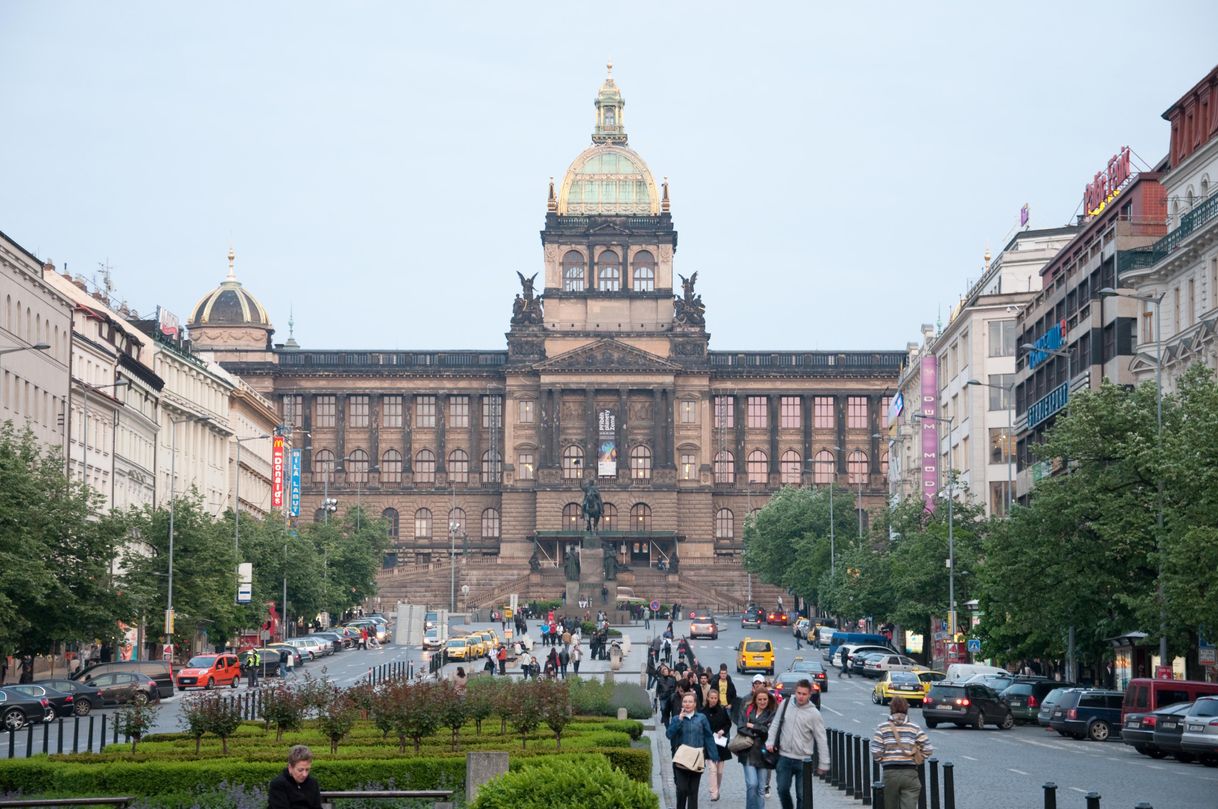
[189,249,272,328]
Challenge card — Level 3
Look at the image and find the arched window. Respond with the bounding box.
[880,451,889,477]
[481,450,502,484]
[563,503,582,530]
[747,450,768,484]
[562,250,586,292]
[415,449,436,483]
[414,508,432,539]
[813,450,835,484]
[1201,176,1210,198]
[481,508,501,539]
[630,503,652,532]
[448,508,466,535]
[780,450,802,485]
[597,250,621,291]
[381,449,402,483]
[714,450,735,484]
[602,503,618,530]
[449,448,469,483]
[562,445,584,479]
[847,450,868,485]
[630,445,652,480]
[1187,187,1195,210]
[314,449,335,484]
[382,508,399,539]
[715,508,734,540]
[632,250,655,292]
[345,449,369,483]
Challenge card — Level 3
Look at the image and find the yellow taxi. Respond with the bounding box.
[444,637,472,660]
[872,670,930,705]
[464,634,487,658]
[735,638,775,675]
[478,629,501,649]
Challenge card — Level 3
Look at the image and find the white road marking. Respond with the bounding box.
[1069,788,1088,794]
[822,706,845,717]
[1007,768,1029,775]
[962,755,979,761]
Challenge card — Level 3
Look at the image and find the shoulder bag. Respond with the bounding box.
[760,702,788,769]
[727,732,754,753]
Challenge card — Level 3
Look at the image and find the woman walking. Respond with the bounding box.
[870,696,933,809]
[667,691,719,809]
[737,689,777,809]
[700,687,732,801]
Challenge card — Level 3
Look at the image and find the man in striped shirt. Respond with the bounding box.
[870,696,933,809]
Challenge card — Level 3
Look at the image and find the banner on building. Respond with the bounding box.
[236,562,253,604]
[597,408,617,477]
[920,354,939,512]
[289,448,302,516]
[271,435,286,509]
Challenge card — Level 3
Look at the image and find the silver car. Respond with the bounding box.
[1178,695,1218,765]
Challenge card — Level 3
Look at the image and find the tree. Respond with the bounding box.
[437,680,469,751]
[510,680,543,750]
[465,676,497,735]
[316,690,358,754]
[537,678,572,749]
[742,486,852,608]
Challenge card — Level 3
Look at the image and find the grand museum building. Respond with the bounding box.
[190,72,905,604]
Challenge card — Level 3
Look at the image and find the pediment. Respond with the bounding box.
[534,339,682,373]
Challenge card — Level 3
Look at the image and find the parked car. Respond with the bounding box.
[741,607,764,629]
[84,671,160,707]
[1000,678,1078,723]
[346,620,387,644]
[1152,701,1200,762]
[5,684,64,720]
[689,613,719,640]
[944,663,1009,683]
[1048,689,1124,741]
[1121,701,1193,758]
[1122,678,1218,722]
[34,678,104,716]
[815,625,838,647]
[792,618,812,639]
[73,660,175,700]
[838,644,897,671]
[310,632,347,653]
[921,682,1014,730]
[1037,688,1078,727]
[0,687,51,731]
[851,651,889,677]
[1178,695,1218,765]
[963,671,1016,692]
[176,654,242,691]
[267,644,304,670]
[766,608,789,626]
[773,671,821,709]
[445,636,473,661]
[295,637,332,658]
[861,652,924,678]
[788,658,829,693]
[873,671,929,706]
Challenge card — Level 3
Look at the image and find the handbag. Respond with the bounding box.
[912,745,927,766]
[673,743,706,772]
[760,702,789,769]
[727,733,754,753]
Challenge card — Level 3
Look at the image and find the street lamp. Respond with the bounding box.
[966,378,1016,514]
[449,517,461,612]
[1100,286,1168,669]
[233,433,270,558]
[0,342,51,359]
[913,413,956,638]
[166,413,213,645]
[80,379,129,494]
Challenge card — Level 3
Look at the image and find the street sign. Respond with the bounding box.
[1199,646,1216,666]
[650,600,660,612]
[966,638,981,653]
[162,643,173,661]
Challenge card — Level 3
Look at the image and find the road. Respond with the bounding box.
[668,617,1218,809]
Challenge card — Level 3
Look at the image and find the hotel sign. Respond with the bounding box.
[1027,383,1069,429]
[1084,146,1133,218]
[920,355,939,512]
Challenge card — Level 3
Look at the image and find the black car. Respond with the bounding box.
[1001,678,1078,723]
[74,660,175,699]
[789,658,829,693]
[85,671,160,706]
[34,678,104,716]
[0,686,51,731]
[1122,701,1192,758]
[741,607,764,629]
[922,682,1014,730]
[6,683,72,719]
[773,672,821,709]
[1048,689,1124,741]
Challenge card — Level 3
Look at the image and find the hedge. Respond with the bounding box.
[473,755,656,809]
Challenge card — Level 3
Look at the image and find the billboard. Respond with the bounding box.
[920,354,939,512]
[597,409,617,477]
[271,435,285,509]
[289,448,302,517]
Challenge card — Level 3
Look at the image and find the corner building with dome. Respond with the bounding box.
[190,72,906,610]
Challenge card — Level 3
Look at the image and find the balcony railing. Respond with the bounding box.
[1119,193,1218,275]
[709,351,906,373]
[279,351,508,369]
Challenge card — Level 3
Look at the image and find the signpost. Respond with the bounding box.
[650,600,660,612]
[966,638,982,654]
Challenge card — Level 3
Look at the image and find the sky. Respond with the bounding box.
[1,2,1215,352]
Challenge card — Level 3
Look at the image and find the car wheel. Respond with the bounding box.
[42,706,56,723]
[2,708,26,732]
[74,698,92,717]
[231,677,239,689]
[1087,720,1110,742]
[133,692,149,706]
[1147,748,1167,759]
[203,678,214,691]
[973,712,985,730]
[1175,752,1197,763]
[925,719,938,729]
[1201,755,1218,768]
[871,692,881,705]
[1000,712,1015,730]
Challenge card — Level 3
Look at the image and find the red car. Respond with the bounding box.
[766,610,789,626]
[176,654,242,691]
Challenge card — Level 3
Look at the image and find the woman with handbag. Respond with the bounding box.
[700,687,732,801]
[736,689,777,809]
[667,692,719,809]
[870,696,933,809]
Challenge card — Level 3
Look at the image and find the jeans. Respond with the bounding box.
[775,755,805,809]
[673,764,703,809]
[742,763,765,809]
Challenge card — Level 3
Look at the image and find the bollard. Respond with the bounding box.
[928,758,940,809]
[25,723,33,758]
[846,733,856,797]
[56,716,64,754]
[1042,782,1057,809]
[943,762,955,809]
[88,715,95,753]
[829,730,841,787]
[856,734,868,805]
[100,715,107,752]
[839,731,850,792]
[1084,793,1100,809]
[6,728,12,759]
[802,756,816,808]
[42,721,49,756]
[873,780,886,808]
[72,715,80,753]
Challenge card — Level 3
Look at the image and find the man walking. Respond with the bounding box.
[643,606,651,629]
[871,696,932,809]
[765,680,830,809]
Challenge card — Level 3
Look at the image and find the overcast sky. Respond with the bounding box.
[2,2,1214,352]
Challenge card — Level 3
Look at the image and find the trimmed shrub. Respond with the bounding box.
[609,682,653,720]
[471,755,656,809]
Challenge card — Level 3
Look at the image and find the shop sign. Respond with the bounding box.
[1027,383,1069,429]
[1084,146,1133,218]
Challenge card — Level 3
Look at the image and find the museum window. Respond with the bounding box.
[880,451,888,476]
[715,508,734,540]
[680,399,698,424]
[990,428,1014,463]
[562,250,586,292]
[881,396,893,422]
[517,451,535,480]
[847,450,868,485]
[448,508,466,535]
[380,449,402,483]
[415,449,436,483]
[602,503,617,530]
[482,395,503,429]
[414,508,432,539]
[630,444,652,480]
[382,508,399,540]
[315,396,336,428]
[713,396,734,428]
[518,399,535,424]
[813,397,834,429]
[989,319,1016,357]
[780,396,800,429]
[563,503,581,530]
[281,394,302,430]
[481,450,502,484]
[747,449,768,484]
[314,449,335,484]
[562,445,584,479]
[813,449,835,484]
[345,449,369,483]
[780,449,801,485]
[449,396,469,428]
[846,397,868,429]
[449,449,469,483]
[630,503,652,532]
[416,395,436,428]
[348,395,369,428]
[632,250,655,291]
[680,451,698,480]
[597,250,621,291]
[382,395,403,428]
[714,450,735,484]
[481,508,500,539]
[988,374,1013,409]
[746,396,768,429]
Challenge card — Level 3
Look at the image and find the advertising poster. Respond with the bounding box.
[920,354,938,512]
[597,408,617,476]
[289,448,302,516]
[271,435,285,509]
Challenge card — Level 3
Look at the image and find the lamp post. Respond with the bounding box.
[1100,286,1168,668]
[167,413,213,645]
[80,379,129,495]
[449,517,460,612]
[966,378,1017,514]
[233,433,270,558]
[913,413,956,638]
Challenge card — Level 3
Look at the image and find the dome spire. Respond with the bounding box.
[592,62,627,145]
[226,246,237,282]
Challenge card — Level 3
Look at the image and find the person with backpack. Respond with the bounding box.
[764,680,829,809]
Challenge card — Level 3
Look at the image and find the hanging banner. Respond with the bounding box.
[920,355,939,512]
[597,408,617,476]
[271,435,286,509]
[289,449,302,516]
[236,562,253,604]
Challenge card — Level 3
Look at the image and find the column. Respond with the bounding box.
[768,394,779,473]
[402,393,413,472]
[734,395,745,478]
[335,394,347,471]
[801,395,813,480]
[470,392,482,480]
[436,393,447,472]
[664,388,675,466]
[301,393,314,472]
[369,394,381,475]
[835,395,847,475]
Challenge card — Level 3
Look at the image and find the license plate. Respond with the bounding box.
[1052,711,1062,719]
[939,705,956,711]
[1188,724,1204,732]
[1126,719,1139,728]
[1161,721,1177,730]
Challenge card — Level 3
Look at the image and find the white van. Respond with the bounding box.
[945,663,1008,682]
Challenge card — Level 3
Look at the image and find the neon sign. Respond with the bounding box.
[1084,146,1132,218]
[1027,319,1067,370]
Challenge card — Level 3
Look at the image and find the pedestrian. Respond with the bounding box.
[748,675,776,798]
[245,648,262,688]
[738,688,777,809]
[570,640,582,675]
[871,696,932,809]
[452,666,468,694]
[497,645,507,676]
[667,691,719,809]
[764,679,830,809]
[643,606,651,629]
[701,687,732,801]
[714,664,738,714]
[647,650,659,690]
[540,621,550,647]
[838,648,853,678]
[698,671,712,705]
[280,648,296,679]
[656,664,677,725]
[359,627,368,650]
[268,744,323,809]
[559,644,570,678]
